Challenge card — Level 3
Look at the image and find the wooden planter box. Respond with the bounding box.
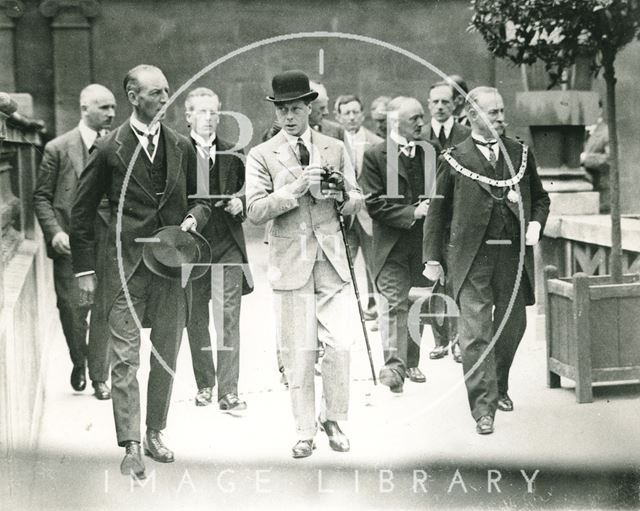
[543,266,640,402]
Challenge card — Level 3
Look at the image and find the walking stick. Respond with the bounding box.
[336,208,378,385]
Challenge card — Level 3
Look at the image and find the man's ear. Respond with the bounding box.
[127,90,137,106]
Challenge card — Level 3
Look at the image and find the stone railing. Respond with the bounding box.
[535,214,640,307]
[0,93,55,455]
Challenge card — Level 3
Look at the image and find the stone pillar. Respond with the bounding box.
[39,0,100,135]
[515,90,601,215]
[0,1,25,92]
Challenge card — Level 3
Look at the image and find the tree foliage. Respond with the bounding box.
[470,0,640,84]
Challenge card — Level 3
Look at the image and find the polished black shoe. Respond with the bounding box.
[379,366,403,393]
[120,441,146,479]
[452,343,462,364]
[497,393,514,412]
[70,365,86,392]
[319,419,350,452]
[219,393,247,413]
[195,387,213,407]
[143,429,174,463]
[407,367,426,383]
[92,381,111,400]
[291,439,316,459]
[363,309,377,322]
[476,415,494,435]
[429,345,448,360]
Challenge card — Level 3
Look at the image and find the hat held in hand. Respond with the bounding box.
[142,226,212,281]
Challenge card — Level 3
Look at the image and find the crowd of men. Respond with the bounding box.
[33,64,550,479]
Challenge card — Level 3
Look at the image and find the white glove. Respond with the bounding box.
[423,262,444,284]
[525,221,542,246]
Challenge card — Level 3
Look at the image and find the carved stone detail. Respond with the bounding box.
[39,0,99,19]
[0,1,24,18]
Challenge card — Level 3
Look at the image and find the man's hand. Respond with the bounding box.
[77,273,97,306]
[220,197,243,216]
[180,216,197,233]
[525,221,542,246]
[423,262,444,284]
[413,200,430,219]
[286,165,325,198]
[52,231,71,256]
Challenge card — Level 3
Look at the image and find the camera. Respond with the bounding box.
[320,164,345,201]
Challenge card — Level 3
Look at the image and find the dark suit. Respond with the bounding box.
[425,120,471,349]
[362,139,439,379]
[426,121,471,150]
[186,137,253,398]
[33,126,110,382]
[423,136,550,419]
[70,120,210,446]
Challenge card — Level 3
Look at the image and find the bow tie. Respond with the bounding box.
[400,141,416,158]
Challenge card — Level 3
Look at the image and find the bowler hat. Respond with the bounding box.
[142,226,212,281]
[266,70,319,103]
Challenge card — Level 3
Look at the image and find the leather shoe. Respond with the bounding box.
[120,441,145,479]
[319,419,350,452]
[407,367,426,383]
[195,387,213,407]
[291,439,315,459]
[70,365,86,392]
[429,345,448,360]
[379,366,403,394]
[476,415,494,435]
[219,393,247,412]
[452,342,462,364]
[363,309,377,321]
[497,393,514,412]
[143,429,174,463]
[92,381,111,400]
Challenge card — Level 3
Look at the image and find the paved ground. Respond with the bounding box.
[4,224,640,510]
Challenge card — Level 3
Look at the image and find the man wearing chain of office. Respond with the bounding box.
[423,86,550,436]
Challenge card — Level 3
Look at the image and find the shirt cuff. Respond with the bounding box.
[75,271,95,278]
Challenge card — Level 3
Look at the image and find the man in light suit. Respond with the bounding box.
[183,87,253,411]
[261,80,344,142]
[71,65,210,478]
[423,86,549,435]
[424,81,471,363]
[247,70,363,459]
[334,94,382,325]
[34,84,115,400]
[362,96,439,392]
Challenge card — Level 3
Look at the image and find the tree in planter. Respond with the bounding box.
[470,0,640,282]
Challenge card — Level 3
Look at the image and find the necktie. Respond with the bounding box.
[475,139,498,168]
[437,126,447,148]
[89,129,105,154]
[297,138,310,167]
[132,126,156,159]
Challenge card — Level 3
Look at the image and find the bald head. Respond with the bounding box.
[465,86,505,139]
[309,80,329,127]
[388,96,425,141]
[79,83,116,132]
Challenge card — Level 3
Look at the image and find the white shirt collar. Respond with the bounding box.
[282,126,312,148]
[191,130,216,148]
[130,113,160,136]
[345,126,366,144]
[471,132,499,161]
[78,120,100,150]
[390,130,416,157]
[431,116,454,138]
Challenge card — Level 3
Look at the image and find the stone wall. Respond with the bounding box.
[0,94,56,455]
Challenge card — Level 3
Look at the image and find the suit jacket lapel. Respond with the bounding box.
[69,129,87,177]
[159,126,182,210]
[115,123,157,204]
[215,141,231,194]
[456,138,495,197]
[500,141,524,218]
[273,131,303,179]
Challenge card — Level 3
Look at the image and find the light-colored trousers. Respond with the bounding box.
[274,249,357,440]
